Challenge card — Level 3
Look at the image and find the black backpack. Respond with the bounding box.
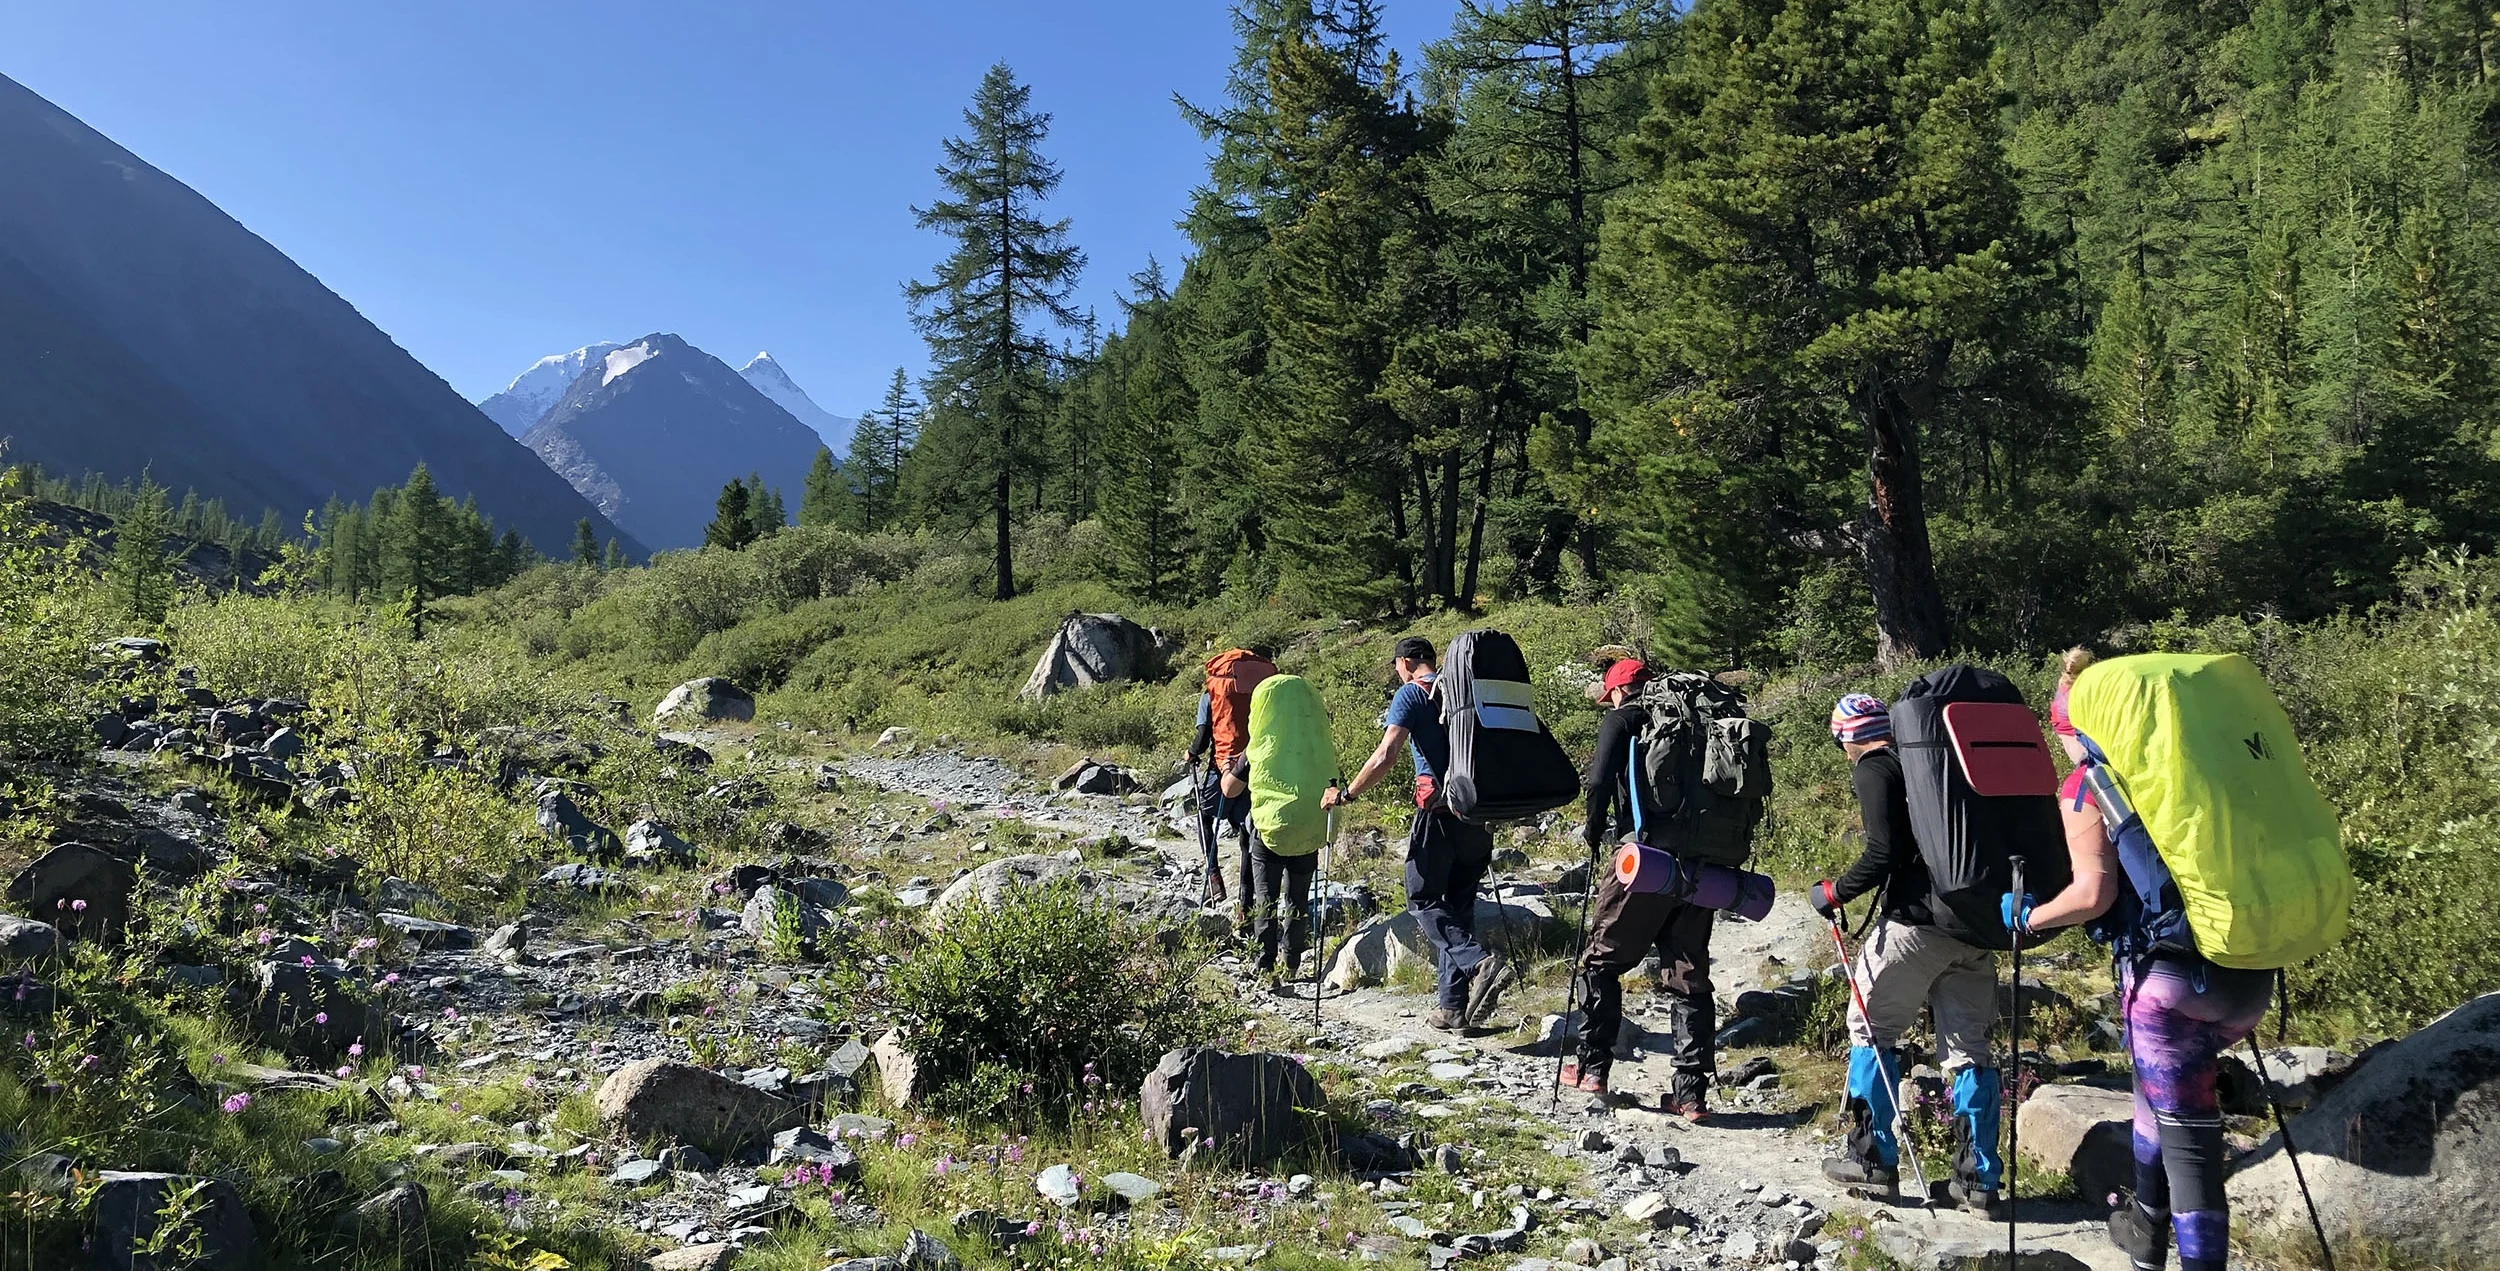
[1624,672,1772,867]
[1891,664,2070,950]
[1437,629,1580,823]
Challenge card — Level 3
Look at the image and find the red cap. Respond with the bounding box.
[1602,659,1650,696]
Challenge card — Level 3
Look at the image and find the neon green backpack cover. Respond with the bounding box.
[2069,652,2353,969]
[1247,674,1335,857]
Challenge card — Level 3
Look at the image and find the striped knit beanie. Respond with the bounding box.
[1829,693,1892,745]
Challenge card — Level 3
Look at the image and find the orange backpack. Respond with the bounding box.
[1204,649,1277,769]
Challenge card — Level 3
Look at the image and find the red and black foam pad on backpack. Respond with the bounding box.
[1438,629,1579,823]
[1204,649,1276,771]
[1891,664,2070,950]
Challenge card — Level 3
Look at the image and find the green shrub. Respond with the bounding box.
[835,881,1239,1121]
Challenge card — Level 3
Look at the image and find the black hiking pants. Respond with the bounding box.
[1249,834,1317,974]
[1575,868,1715,1098]
[1406,807,1495,1012]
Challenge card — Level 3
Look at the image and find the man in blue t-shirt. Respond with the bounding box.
[1325,636,1516,1032]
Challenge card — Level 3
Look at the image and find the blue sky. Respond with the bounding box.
[0,0,1459,417]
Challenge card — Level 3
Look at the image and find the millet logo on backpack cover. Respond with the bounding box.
[2243,731,2274,761]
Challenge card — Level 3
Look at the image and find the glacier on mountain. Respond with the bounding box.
[740,352,856,454]
[477,341,620,436]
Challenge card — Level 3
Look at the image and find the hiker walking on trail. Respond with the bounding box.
[1325,636,1516,1033]
[1189,647,1276,909]
[1221,672,1335,987]
[2012,650,2351,1271]
[1563,658,1719,1119]
[1812,693,2006,1211]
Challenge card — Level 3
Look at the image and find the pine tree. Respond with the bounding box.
[706,479,757,551]
[602,537,628,571]
[573,518,600,568]
[1584,0,2064,663]
[799,447,845,528]
[846,367,920,532]
[905,63,1087,600]
[746,472,785,539]
[380,464,457,638]
[109,478,175,624]
[495,528,529,580]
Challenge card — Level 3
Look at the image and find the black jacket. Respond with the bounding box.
[1834,746,1934,925]
[1580,704,1649,848]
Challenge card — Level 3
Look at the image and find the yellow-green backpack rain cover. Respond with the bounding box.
[1248,674,1335,857]
[2070,653,2353,969]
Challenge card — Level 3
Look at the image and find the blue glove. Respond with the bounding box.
[2000,891,2037,937]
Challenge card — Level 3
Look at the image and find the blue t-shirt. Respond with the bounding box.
[1385,675,1449,781]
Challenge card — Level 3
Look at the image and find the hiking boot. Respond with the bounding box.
[1465,952,1519,1026]
[1821,1156,1896,1194]
[1557,1062,1608,1095]
[1204,874,1228,906]
[1426,1006,1466,1033]
[2107,1202,2169,1271]
[1658,1091,1709,1124]
[1945,1179,2001,1215]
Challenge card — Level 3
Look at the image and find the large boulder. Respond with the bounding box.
[1140,1047,1325,1167]
[1017,613,1175,701]
[0,914,59,961]
[624,819,696,869]
[6,843,134,943]
[2231,992,2500,1266]
[741,883,841,948]
[2016,1083,2135,1201]
[88,1171,257,1270]
[535,784,621,858]
[870,1029,920,1107]
[1325,898,1558,991]
[929,854,1096,928]
[596,1059,806,1158]
[655,678,756,726]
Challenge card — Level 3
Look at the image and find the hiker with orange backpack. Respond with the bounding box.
[1188,647,1276,908]
[2010,650,2350,1271]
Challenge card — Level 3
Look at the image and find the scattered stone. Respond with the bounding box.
[1574,1129,1612,1153]
[770,1127,860,1177]
[655,677,755,726]
[539,862,625,892]
[1325,900,1553,991]
[595,1059,807,1158]
[1872,1229,2089,1271]
[1358,1036,1423,1060]
[874,727,913,749]
[1721,1231,1760,1263]
[343,1183,429,1254]
[377,911,474,950]
[1429,1062,1477,1082]
[1561,1241,1603,1268]
[1140,1048,1325,1166]
[1621,1192,1684,1228]
[869,1031,919,1107]
[484,923,529,961]
[89,1171,257,1270]
[1036,1163,1083,1207]
[1101,1172,1161,1206]
[610,1159,667,1186]
[373,877,444,911]
[902,1228,962,1271]
[647,1246,740,1271]
[625,819,696,868]
[743,884,836,948]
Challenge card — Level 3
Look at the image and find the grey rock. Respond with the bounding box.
[1017,613,1173,700]
[304,1137,343,1155]
[624,819,696,869]
[594,1059,806,1158]
[0,915,59,961]
[483,923,528,960]
[928,853,1096,927]
[1100,1171,1161,1205]
[1574,1129,1611,1153]
[1620,1192,1683,1228]
[1872,1228,2089,1271]
[373,877,444,911]
[2015,1084,2135,1202]
[770,1127,860,1177]
[344,1183,428,1253]
[88,1171,256,1270]
[2231,992,2500,1266]
[743,884,834,948]
[869,1031,919,1107]
[901,1228,961,1271]
[1036,1163,1083,1207]
[609,1159,667,1186]
[657,1145,715,1174]
[1721,1230,1760,1263]
[377,911,473,950]
[1563,1238,1603,1264]
[648,1247,739,1271]
[263,726,305,760]
[168,964,223,989]
[7,842,132,942]
[244,959,386,1061]
[1388,1214,1442,1242]
[1139,1047,1324,1167]
[831,1111,894,1140]
[654,677,756,726]
[539,862,625,892]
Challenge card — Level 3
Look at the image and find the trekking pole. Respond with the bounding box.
[2245,1037,2336,1271]
[1192,756,1216,908]
[1313,800,1334,1034]
[1549,838,1602,1112]
[2007,856,2027,1259]
[1826,912,1931,1200]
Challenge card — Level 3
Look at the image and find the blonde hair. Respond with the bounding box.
[2056,646,2098,691]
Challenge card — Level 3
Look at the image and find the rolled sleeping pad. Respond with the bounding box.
[1613,843,1776,922]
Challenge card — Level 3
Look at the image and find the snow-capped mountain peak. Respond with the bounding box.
[477,341,621,436]
[739,352,856,454]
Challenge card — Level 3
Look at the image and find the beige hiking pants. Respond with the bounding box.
[1845,918,1997,1075]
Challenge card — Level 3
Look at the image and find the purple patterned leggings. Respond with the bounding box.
[2124,957,2274,1271]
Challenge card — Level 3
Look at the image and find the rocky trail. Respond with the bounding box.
[827,742,2134,1271]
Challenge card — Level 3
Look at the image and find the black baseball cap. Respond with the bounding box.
[1393,636,1436,665]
